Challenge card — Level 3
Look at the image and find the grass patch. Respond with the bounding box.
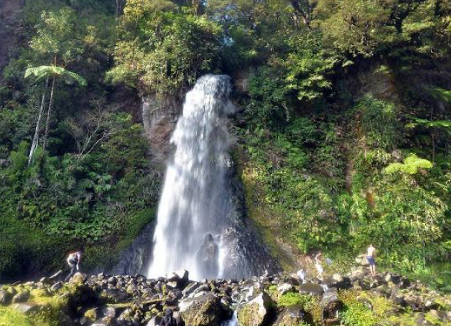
[0,306,34,326]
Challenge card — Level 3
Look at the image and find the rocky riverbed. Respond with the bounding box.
[1,258,451,326]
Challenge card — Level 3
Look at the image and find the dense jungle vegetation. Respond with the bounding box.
[0,0,450,289]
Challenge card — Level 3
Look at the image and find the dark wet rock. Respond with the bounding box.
[12,290,30,303]
[385,273,401,284]
[220,164,282,279]
[399,277,411,289]
[321,289,344,326]
[324,274,352,290]
[51,282,63,291]
[0,290,13,305]
[108,221,156,276]
[197,234,220,279]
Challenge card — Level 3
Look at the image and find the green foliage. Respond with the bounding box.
[352,95,400,150]
[385,154,433,175]
[278,292,313,308]
[25,66,87,86]
[0,0,451,290]
[284,32,337,101]
[30,8,84,64]
[315,0,451,60]
[108,0,222,93]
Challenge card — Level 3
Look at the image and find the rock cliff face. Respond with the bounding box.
[141,94,180,166]
[108,221,157,276]
[0,0,23,74]
[2,258,451,326]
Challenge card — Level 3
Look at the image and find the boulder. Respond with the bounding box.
[355,254,369,266]
[179,293,225,326]
[237,292,273,326]
[299,283,324,295]
[12,302,43,315]
[102,306,117,318]
[384,273,401,284]
[168,270,189,283]
[274,305,311,326]
[196,234,220,279]
[85,307,100,321]
[51,282,63,291]
[70,272,87,284]
[349,267,367,280]
[321,289,344,326]
[12,290,30,303]
[0,290,13,305]
[277,283,294,296]
[324,274,351,290]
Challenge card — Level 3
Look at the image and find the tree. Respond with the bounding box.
[25,65,87,163]
[108,0,222,94]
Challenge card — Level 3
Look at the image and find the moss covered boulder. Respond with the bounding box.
[274,305,311,326]
[238,292,274,326]
[179,293,224,326]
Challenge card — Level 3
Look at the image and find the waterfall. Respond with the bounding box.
[148,75,240,280]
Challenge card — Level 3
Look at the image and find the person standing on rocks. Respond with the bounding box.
[314,253,324,281]
[366,244,376,276]
[64,250,82,282]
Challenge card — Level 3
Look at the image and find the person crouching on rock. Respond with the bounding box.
[64,250,82,282]
[366,244,376,277]
[160,308,177,326]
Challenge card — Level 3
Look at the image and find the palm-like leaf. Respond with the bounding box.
[25,65,87,86]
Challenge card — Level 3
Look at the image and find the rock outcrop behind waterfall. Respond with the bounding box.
[2,258,451,326]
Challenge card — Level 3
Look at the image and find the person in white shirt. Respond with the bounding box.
[64,251,82,282]
[314,253,324,280]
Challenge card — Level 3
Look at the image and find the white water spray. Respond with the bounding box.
[148,75,237,280]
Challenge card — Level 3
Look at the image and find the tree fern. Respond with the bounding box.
[25,65,87,86]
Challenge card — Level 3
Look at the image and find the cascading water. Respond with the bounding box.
[148,75,243,280]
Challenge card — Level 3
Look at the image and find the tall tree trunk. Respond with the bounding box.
[28,75,49,165]
[43,75,56,151]
[431,131,436,163]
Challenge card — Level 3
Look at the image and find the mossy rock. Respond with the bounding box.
[274,305,312,326]
[179,293,223,326]
[84,307,99,321]
[238,292,273,326]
